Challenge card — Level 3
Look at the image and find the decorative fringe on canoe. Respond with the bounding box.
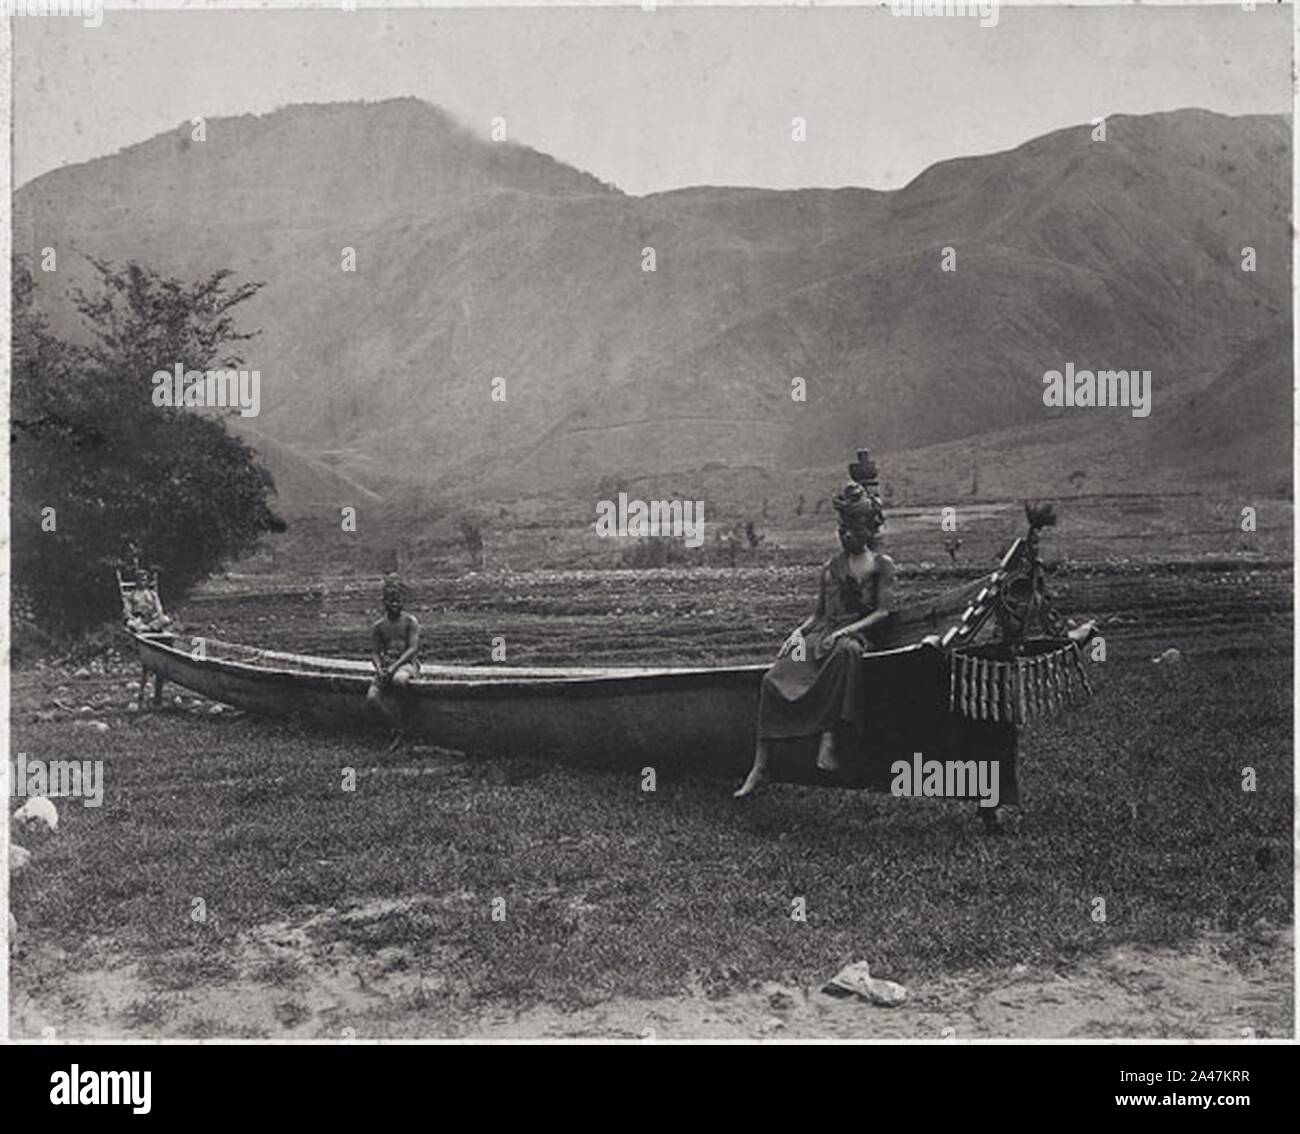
[949,640,1092,724]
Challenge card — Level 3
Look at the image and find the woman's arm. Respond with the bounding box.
[781,568,828,653]
[828,608,890,640]
[778,614,816,658]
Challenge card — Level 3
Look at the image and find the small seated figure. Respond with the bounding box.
[366,574,421,752]
[124,569,173,634]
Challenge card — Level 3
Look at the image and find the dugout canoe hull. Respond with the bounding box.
[132,631,768,766]
[129,630,1024,800]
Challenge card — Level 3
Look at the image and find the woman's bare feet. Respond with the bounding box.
[816,730,840,773]
[734,740,771,798]
[732,766,767,798]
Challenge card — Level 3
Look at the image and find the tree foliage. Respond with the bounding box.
[11,256,285,636]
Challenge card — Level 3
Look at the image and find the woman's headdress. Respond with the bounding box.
[833,481,885,533]
[833,448,885,533]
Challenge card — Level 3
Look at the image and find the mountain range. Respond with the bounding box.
[15,98,1291,518]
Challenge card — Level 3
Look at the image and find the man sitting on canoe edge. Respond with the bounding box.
[367,574,421,751]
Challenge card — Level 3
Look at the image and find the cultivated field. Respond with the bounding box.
[8,515,1294,1039]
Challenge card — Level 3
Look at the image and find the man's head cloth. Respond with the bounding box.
[382,574,406,604]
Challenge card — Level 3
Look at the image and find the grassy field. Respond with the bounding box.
[7,521,1295,1038]
[229,487,1293,584]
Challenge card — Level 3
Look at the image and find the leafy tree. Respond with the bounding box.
[72,256,264,395]
[11,256,284,636]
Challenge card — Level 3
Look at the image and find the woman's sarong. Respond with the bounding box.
[757,551,893,740]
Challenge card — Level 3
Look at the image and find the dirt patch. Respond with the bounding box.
[474,928,1293,1040]
[11,906,1291,1040]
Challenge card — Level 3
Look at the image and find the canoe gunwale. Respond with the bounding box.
[128,630,928,696]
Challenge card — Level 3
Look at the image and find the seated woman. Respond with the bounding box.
[734,481,894,798]
[124,569,173,634]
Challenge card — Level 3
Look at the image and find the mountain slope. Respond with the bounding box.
[15,100,1290,512]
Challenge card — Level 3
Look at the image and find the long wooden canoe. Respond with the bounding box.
[127,512,1092,792]
[129,624,1057,804]
[132,630,771,768]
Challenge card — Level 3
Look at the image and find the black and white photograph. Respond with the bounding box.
[4,0,1295,1064]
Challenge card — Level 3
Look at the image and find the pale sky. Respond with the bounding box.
[13,2,1293,195]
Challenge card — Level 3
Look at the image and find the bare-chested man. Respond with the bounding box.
[366,575,420,751]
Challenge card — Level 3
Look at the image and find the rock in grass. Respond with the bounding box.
[13,796,58,833]
[823,961,907,1007]
[10,844,32,871]
[1152,648,1182,664]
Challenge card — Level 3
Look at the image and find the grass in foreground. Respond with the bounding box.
[8,566,1293,1035]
